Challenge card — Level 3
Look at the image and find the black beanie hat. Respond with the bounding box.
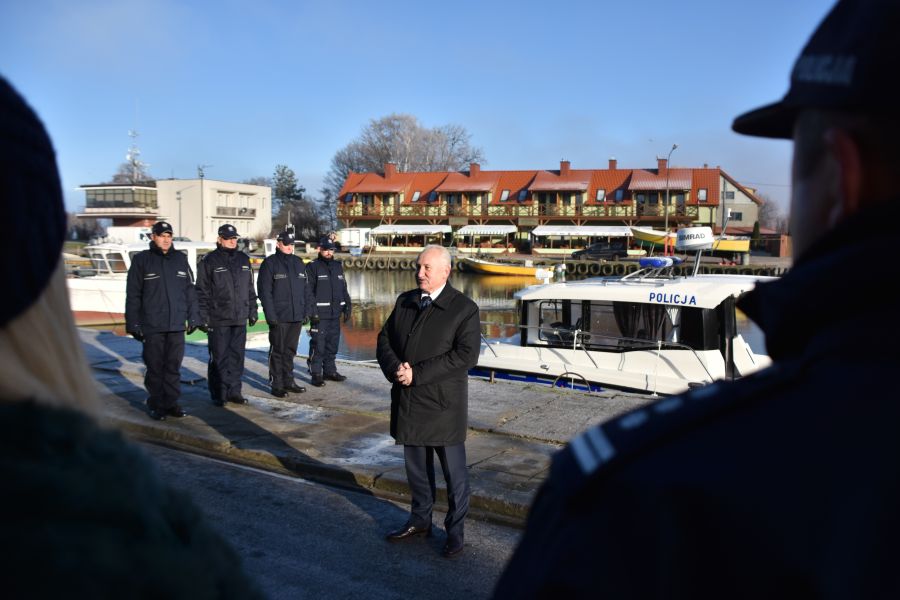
[0,77,67,328]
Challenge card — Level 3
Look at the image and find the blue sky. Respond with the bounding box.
[1,0,834,213]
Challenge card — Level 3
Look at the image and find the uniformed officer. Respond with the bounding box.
[494,2,900,597]
[306,237,351,387]
[125,221,201,420]
[257,231,311,397]
[196,223,258,406]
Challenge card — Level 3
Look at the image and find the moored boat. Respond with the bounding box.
[458,256,546,277]
[475,233,771,395]
[631,226,751,253]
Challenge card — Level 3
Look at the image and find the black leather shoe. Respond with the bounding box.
[442,538,464,558]
[386,523,432,542]
[310,374,326,387]
[324,372,347,382]
[287,383,306,393]
[271,388,287,398]
[167,404,187,418]
[148,407,167,421]
[228,396,249,405]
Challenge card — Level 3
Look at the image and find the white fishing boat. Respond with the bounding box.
[66,241,217,326]
[475,228,772,395]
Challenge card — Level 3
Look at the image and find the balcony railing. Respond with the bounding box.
[338,202,702,220]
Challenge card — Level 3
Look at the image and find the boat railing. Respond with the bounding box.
[480,321,715,382]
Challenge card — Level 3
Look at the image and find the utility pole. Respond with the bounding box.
[198,164,212,241]
[662,143,678,255]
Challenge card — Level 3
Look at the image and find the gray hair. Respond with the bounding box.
[419,245,452,267]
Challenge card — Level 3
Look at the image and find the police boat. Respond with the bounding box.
[474,227,773,396]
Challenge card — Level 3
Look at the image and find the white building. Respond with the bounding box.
[79,178,272,243]
[156,179,272,242]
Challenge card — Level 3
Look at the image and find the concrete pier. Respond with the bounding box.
[83,329,654,526]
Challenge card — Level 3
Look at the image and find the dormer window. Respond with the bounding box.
[518,190,528,201]
[596,189,606,201]
[500,189,510,201]
[698,188,708,202]
[411,190,421,202]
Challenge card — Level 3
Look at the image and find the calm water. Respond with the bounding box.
[99,269,766,361]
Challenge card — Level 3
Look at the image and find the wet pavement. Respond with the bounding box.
[83,329,654,526]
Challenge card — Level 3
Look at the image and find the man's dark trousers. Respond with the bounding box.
[208,325,247,402]
[404,443,470,542]
[308,317,340,375]
[143,331,185,412]
[268,322,302,389]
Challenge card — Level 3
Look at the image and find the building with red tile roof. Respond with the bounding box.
[336,158,762,237]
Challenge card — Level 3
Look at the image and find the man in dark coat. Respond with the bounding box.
[306,237,352,387]
[257,231,311,397]
[494,1,900,597]
[126,221,201,420]
[377,245,481,558]
[196,223,258,406]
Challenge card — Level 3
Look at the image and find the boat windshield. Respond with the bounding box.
[87,251,127,275]
[532,299,720,351]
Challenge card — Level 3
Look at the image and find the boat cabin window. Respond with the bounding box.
[106,252,127,273]
[529,299,719,351]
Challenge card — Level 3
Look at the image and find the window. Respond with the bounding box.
[615,189,624,202]
[596,189,606,201]
[500,189,510,201]
[518,190,528,201]
[411,190,421,202]
[730,211,743,221]
[698,188,708,202]
[428,191,437,203]
[344,193,353,203]
[722,190,735,200]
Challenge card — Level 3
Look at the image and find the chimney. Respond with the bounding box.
[560,160,571,176]
[608,157,617,171]
[384,163,396,179]
[657,157,668,177]
[470,162,480,178]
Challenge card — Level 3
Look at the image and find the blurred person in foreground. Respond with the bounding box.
[0,76,261,598]
[494,1,900,597]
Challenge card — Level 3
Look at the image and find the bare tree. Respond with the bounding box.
[321,113,485,203]
[757,194,786,232]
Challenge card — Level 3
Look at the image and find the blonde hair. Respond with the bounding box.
[0,262,100,415]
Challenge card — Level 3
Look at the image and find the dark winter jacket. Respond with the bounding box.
[306,256,351,320]
[0,400,263,598]
[196,246,257,327]
[257,250,311,324]
[493,208,900,599]
[125,242,200,335]
[376,284,480,446]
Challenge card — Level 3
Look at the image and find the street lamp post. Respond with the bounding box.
[176,191,182,237]
[663,143,678,255]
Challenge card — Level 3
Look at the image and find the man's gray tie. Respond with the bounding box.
[419,295,432,311]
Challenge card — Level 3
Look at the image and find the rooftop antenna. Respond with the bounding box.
[125,129,150,183]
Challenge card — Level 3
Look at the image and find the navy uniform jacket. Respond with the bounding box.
[195,246,257,327]
[306,257,351,319]
[257,251,311,324]
[376,285,480,446]
[493,208,900,599]
[125,242,200,335]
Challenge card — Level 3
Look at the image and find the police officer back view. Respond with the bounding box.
[258,231,311,397]
[306,237,351,387]
[196,224,258,406]
[125,221,200,420]
[494,2,900,598]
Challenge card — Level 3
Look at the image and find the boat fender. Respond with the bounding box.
[353,258,365,269]
[613,264,627,276]
[600,264,614,276]
[375,258,387,269]
[590,263,602,276]
[388,258,399,270]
